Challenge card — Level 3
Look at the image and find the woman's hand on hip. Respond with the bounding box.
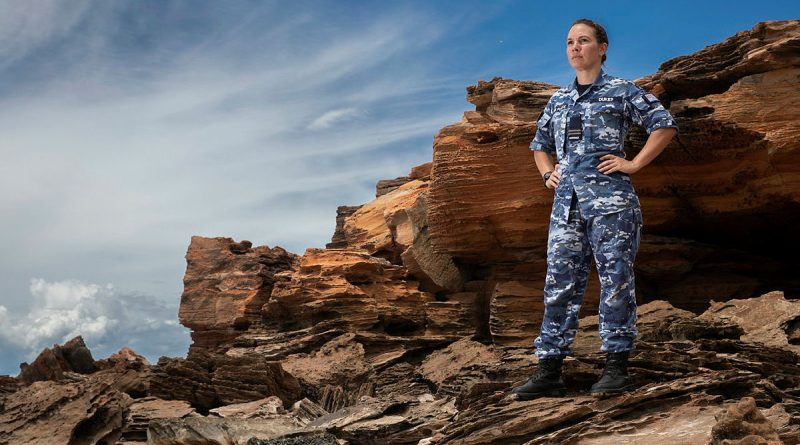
[546,163,561,189]
[598,155,640,174]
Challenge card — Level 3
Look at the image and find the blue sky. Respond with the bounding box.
[0,1,796,375]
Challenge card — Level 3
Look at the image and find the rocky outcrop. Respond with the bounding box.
[149,350,303,413]
[117,397,197,444]
[267,248,437,335]
[17,336,97,385]
[422,298,800,445]
[0,349,149,445]
[700,290,800,354]
[638,20,800,101]
[144,297,800,444]
[179,236,299,353]
[375,161,433,197]
[327,205,363,249]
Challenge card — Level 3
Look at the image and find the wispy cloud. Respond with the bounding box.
[0,1,93,68]
[308,107,362,130]
[0,2,473,374]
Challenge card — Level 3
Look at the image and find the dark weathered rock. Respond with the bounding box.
[17,336,97,385]
[0,376,19,396]
[150,351,303,413]
[247,433,341,445]
[117,397,197,443]
[376,176,412,197]
[149,354,217,411]
[326,205,363,249]
[0,358,148,445]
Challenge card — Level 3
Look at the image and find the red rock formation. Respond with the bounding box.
[700,290,800,354]
[179,236,299,353]
[0,344,149,444]
[338,179,428,262]
[267,248,439,335]
[638,20,800,101]
[17,336,97,385]
[117,397,197,443]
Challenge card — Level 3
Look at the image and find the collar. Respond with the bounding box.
[567,67,608,91]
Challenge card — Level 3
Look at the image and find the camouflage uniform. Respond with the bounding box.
[530,68,678,358]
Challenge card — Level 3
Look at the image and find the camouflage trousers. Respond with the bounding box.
[534,191,643,358]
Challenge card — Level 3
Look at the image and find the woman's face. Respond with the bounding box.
[566,24,607,71]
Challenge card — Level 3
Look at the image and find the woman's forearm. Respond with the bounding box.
[631,127,677,172]
[533,151,556,177]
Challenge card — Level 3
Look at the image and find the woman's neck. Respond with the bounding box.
[575,65,602,85]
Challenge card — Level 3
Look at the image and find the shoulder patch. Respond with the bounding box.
[643,93,659,104]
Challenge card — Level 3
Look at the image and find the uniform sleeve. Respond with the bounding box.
[626,83,679,135]
[529,97,556,154]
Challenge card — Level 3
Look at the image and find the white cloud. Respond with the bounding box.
[0,278,189,370]
[308,107,361,130]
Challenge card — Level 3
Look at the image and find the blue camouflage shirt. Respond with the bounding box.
[530,68,678,220]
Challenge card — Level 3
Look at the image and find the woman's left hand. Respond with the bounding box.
[597,154,640,174]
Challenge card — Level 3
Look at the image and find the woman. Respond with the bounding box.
[511,18,678,400]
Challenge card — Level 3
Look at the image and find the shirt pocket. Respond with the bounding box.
[589,97,624,148]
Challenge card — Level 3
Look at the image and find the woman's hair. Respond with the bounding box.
[571,18,608,64]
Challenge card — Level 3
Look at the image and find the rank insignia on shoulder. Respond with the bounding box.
[643,93,659,104]
[597,97,614,102]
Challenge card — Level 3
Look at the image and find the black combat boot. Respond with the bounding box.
[510,356,567,400]
[590,351,635,396]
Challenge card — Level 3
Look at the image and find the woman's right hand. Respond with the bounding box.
[546,163,561,189]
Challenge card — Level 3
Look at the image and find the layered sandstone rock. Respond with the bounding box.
[0,351,149,445]
[149,350,303,413]
[700,290,800,354]
[0,376,19,395]
[267,248,431,333]
[327,205,363,249]
[337,179,428,262]
[143,297,800,444]
[17,335,97,385]
[265,247,476,338]
[638,20,800,101]
[179,236,299,353]
[117,397,197,444]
